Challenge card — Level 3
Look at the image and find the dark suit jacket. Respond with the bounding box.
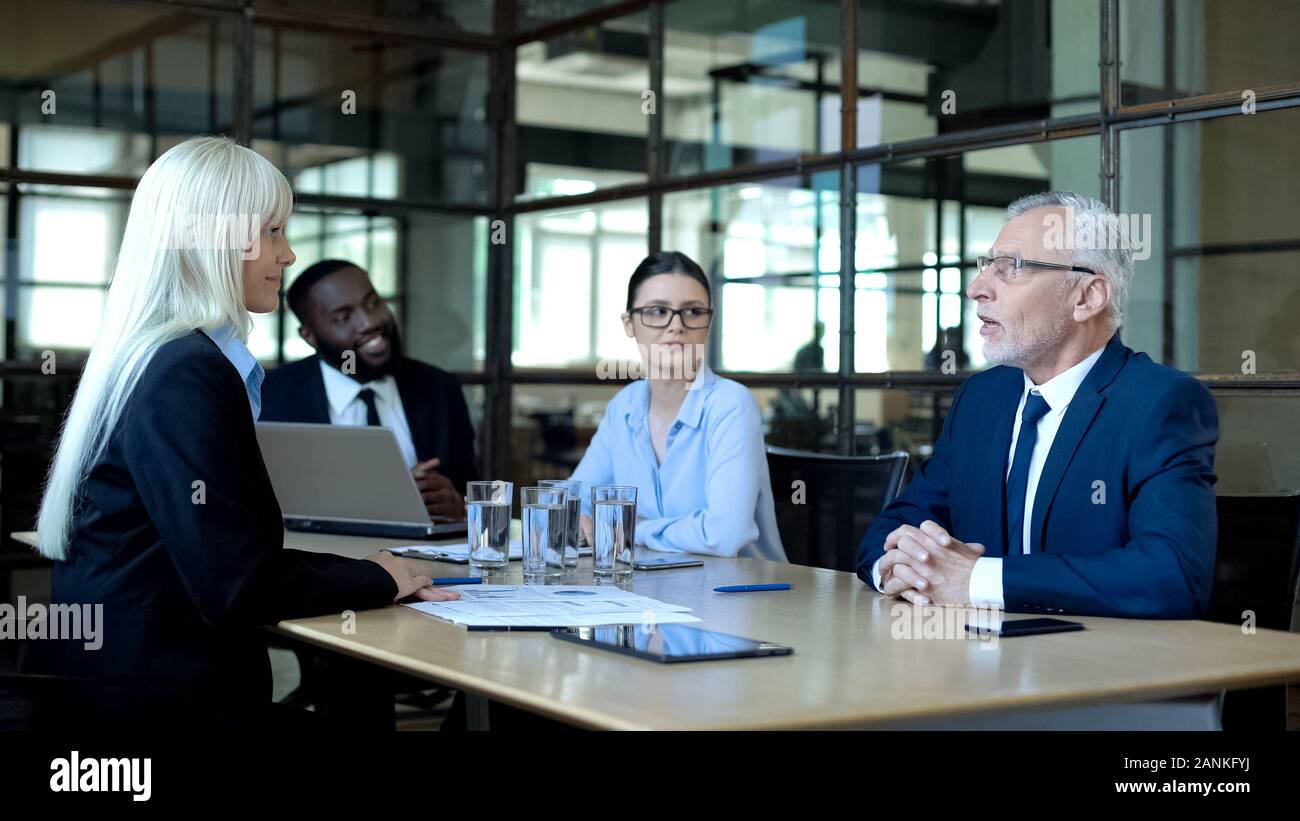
[260,353,479,492]
[40,331,397,724]
[857,333,1220,618]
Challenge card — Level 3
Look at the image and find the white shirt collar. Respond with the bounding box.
[1023,345,1106,412]
[318,358,397,416]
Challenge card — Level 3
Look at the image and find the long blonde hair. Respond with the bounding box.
[36,136,293,560]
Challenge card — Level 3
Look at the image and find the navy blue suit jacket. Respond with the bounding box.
[260,354,479,493]
[857,333,1219,618]
[40,331,398,724]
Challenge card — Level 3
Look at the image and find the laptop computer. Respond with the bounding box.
[255,422,468,540]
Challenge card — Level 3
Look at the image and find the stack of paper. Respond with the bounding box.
[389,541,523,562]
[404,584,701,628]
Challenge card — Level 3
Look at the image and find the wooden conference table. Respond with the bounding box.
[13,528,1300,730]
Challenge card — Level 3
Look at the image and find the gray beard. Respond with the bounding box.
[983,312,1071,370]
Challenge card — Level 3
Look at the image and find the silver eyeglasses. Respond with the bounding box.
[977,255,1096,281]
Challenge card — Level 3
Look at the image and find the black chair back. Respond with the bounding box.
[1208,492,1300,631]
[1208,491,1300,730]
[766,446,909,571]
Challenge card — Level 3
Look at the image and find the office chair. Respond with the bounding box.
[1208,490,1300,730]
[765,446,909,571]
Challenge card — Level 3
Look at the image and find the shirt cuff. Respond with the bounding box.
[871,557,884,591]
[968,557,1004,608]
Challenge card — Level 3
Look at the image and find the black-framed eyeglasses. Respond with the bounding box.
[628,305,715,329]
[977,255,1096,281]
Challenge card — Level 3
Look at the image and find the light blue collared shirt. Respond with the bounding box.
[201,325,264,421]
[570,363,786,561]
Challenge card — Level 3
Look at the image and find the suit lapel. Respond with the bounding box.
[304,355,331,424]
[1027,333,1129,552]
[980,368,1024,557]
[394,358,434,461]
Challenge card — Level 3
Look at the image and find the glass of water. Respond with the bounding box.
[521,487,567,584]
[538,479,582,568]
[466,480,512,573]
[592,485,636,584]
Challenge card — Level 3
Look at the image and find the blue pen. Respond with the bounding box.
[431,577,483,585]
[713,583,792,593]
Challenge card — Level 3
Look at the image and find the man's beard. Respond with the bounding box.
[317,325,403,382]
[983,312,1070,370]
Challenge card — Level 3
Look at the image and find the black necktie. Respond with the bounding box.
[1006,392,1052,556]
[357,387,381,427]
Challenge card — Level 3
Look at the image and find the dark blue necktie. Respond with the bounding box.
[1006,392,1051,556]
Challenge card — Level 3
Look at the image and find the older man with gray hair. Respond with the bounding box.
[858,190,1219,619]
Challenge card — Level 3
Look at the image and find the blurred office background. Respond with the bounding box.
[2,0,1300,600]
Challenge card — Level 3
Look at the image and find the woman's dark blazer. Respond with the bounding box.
[38,330,397,724]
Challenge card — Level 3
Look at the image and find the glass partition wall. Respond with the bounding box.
[4,0,1300,542]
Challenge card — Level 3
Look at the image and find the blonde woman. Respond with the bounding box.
[30,136,454,729]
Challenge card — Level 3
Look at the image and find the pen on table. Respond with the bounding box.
[713,583,793,593]
[465,625,557,632]
[430,577,483,586]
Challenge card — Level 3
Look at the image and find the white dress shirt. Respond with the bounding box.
[318,360,419,469]
[873,344,1106,608]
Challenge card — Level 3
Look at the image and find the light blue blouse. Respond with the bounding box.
[570,364,786,561]
[201,325,264,421]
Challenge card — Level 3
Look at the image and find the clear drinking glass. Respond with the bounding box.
[592,485,636,584]
[538,479,582,568]
[521,486,567,584]
[466,480,512,572]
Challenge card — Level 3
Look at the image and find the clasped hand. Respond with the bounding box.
[878,520,984,606]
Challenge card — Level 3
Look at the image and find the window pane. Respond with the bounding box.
[511,383,622,491]
[663,175,839,373]
[1120,108,1300,373]
[514,199,648,368]
[1213,392,1300,494]
[404,213,489,372]
[664,0,840,175]
[18,286,106,352]
[1120,0,1300,106]
[515,12,649,200]
[248,311,281,361]
[2,1,236,174]
[285,209,400,297]
[19,192,128,285]
[853,0,1100,145]
[750,387,840,452]
[253,27,489,206]
[855,388,955,462]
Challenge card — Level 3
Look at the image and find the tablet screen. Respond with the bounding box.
[552,624,792,663]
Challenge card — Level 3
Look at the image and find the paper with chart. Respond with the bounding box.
[389,540,523,562]
[404,584,702,628]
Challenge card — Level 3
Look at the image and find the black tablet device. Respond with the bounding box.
[551,624,793,663]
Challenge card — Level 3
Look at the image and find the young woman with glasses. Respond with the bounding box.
[568,251,786,560]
